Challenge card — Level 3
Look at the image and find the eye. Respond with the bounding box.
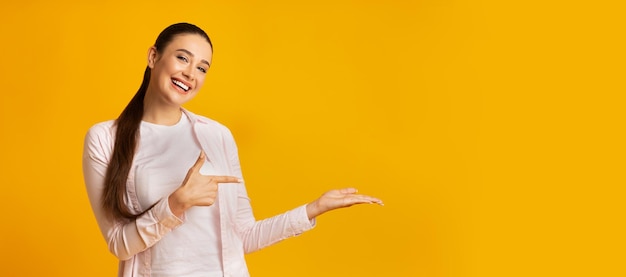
[177,55,188,62]
[197,67,207,73]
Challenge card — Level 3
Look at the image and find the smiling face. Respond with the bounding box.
[146,33,213,108]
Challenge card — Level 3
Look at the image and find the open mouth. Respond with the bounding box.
[172,79,190,92]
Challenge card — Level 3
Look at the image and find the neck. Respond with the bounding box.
[142,94,182,126]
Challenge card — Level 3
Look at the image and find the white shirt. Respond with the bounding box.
[83,108,315,277]
[135,113,222,276]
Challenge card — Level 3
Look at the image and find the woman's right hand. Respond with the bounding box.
[168,151,241,217]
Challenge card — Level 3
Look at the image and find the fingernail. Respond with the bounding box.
[237,178,244,183]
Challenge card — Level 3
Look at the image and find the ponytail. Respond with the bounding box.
[102,67,150,219]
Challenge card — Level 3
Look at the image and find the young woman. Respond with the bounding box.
[83,22,383,277]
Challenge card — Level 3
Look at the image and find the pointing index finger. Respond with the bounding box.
[211,176,243,184]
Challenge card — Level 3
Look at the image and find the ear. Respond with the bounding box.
[147,46,158,69]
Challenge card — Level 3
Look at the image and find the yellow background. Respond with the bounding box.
[0,0,624,276]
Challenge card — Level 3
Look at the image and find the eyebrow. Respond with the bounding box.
[176,48,211,67]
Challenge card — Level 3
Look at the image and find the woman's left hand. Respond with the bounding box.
[306,188,383,220]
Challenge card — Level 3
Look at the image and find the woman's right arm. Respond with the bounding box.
[82,124,184,260]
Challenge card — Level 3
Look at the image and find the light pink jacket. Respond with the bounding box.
[83,109,314,277]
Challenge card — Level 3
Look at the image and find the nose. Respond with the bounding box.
[182,65,195,81]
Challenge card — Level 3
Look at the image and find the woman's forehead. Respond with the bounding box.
[165,34,213,58]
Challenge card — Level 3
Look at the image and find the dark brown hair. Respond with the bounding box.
[102,23,212,219]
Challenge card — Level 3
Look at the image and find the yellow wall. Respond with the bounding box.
[0,0,624,276]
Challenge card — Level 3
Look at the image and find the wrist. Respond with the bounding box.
[306,200,323,220]
[168,189,188,218]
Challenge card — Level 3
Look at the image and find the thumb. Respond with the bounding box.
[339,188,358,194]
[191,151,206,172]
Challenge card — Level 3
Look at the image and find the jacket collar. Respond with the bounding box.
[181,108,210,125]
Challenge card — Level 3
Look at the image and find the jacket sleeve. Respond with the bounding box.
[82,123,184,260]
[222,129,316,253]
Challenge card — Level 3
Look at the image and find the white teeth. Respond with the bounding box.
[172,80,189,91]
